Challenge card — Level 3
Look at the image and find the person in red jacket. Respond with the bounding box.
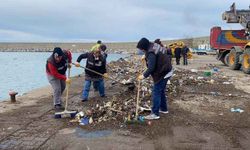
[46,47,71,110]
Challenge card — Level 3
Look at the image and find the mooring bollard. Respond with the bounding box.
[9,91,18,103]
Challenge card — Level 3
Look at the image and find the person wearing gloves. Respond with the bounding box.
[74,49,108,102]
[46,47,72,110]
[137,38,172,120]
[93,44,108,91]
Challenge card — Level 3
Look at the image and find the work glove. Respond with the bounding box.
[103,73,109,78]
[66,78,71,84]
[67,63,72,68]
[137,74,144,80]
[74,62,80,67]
[141,55,145,62]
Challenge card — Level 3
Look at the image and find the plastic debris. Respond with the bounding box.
[79,117,89,125]
[197,76,204,80]
[212,67,219,73]
[203,71,212,76]
[190,69,198,73]
[230,108,244,113]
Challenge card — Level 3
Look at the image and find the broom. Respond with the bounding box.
[55,66,77,119]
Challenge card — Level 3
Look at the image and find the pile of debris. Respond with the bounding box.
[69,57,234,126]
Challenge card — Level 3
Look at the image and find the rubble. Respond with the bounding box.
[70,57,243,127]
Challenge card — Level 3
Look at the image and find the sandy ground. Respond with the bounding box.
[0,55,249,150]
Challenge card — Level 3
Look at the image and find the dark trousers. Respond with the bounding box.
[183,54,188,65]
[82,79,105,100]
[152,78,169,116]
[176,57,180,65]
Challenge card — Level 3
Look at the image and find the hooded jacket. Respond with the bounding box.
[137,38,172,83]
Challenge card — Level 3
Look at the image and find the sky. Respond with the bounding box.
[0,0,249,42]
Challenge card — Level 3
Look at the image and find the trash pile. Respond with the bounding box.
[70,57,237,126]
[69,56,181,126]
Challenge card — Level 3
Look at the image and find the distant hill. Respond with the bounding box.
[0,36,209,53]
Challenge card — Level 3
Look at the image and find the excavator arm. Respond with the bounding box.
[222,3,250,38]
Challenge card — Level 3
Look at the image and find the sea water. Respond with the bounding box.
[0,52,127,101]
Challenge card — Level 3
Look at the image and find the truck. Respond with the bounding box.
[210,3,250,74]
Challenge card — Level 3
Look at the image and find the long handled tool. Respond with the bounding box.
[126,57,145,124]
[72,63,135,90]
[55,67,77,119]
[135,58,146,120]
[135,79,141,119]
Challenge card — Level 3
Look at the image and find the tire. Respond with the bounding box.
[242,48,250,74]
[218,50,228,66]
[223,53,230,66]
[228,49,241,70]
[221,56,226,65]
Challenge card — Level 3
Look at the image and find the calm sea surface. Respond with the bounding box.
[0,52,127,101]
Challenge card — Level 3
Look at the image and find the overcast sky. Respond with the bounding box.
[0,0,249,42]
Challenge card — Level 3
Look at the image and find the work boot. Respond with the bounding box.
[81,99,88,102]
[100,94,106,98]
[54,104,64,111]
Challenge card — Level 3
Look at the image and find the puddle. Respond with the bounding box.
[75,127,112,138]
[59,128,76,135]
[0,139,18,149]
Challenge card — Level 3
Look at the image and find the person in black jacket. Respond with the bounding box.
[137,37,173,120]
[75,49,107,101]
[182,45,189,65]
[174,46,182,65]
[93,44,108,91]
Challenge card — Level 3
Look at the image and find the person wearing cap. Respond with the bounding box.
[91,40,102,51]
[75,48,107,102]
[137,37,172,120]
[46,47,72,110]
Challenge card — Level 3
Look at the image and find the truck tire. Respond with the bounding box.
[242,48,250,74]
[223,53,230,66]
[228,49,241,70]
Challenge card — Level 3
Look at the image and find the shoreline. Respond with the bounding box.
[0,36,209,53]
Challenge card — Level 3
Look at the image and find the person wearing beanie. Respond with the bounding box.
[74,48,108,102]
[46,47,72,110]
[137,37,173,120]
[91,40,102,51]
[97,40,102,44]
